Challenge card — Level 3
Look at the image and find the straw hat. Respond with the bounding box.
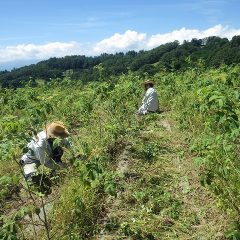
[143,80,155,86]
[46,122,69,138]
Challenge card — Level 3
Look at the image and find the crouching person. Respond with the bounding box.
[136,80,159,115]
[20,121,71,186]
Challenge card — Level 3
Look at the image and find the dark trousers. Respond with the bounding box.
[52,146,64,163]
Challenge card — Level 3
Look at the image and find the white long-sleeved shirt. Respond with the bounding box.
[21,131,70,170]
[138,87,159,114]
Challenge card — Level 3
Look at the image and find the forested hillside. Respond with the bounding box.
[1,35,240,88]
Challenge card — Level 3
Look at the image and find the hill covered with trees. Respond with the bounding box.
[1,35,240,88]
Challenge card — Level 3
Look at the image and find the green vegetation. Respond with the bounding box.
[1,41,240,239]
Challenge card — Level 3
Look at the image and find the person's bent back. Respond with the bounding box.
[20,121,71,183]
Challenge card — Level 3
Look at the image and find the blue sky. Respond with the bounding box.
[1,0,240,70]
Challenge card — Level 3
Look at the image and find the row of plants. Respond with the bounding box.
[155,64,240,238]
[0,72,144,239]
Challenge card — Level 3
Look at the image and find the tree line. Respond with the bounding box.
[1,35,240,88]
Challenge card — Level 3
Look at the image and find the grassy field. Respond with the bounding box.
[1,66,240,239]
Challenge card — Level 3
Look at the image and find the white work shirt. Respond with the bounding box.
[138,87,159,115]
[21,131,70,170]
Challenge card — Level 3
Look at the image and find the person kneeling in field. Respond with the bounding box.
[136,80,159,115]
[20,121,71,184]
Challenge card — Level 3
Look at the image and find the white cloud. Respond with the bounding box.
[0,41,82,63]
[93,30,146,54]
[147,24,240,48]
[1,25,240,69]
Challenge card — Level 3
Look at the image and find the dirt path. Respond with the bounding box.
[92,112,228,240]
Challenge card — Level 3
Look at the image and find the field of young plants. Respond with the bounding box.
[0,64,240,239]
